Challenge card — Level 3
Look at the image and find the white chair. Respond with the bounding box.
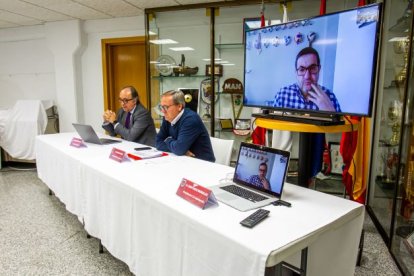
[210,136,234,166]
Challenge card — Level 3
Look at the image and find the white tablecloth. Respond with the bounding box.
[36,133,364,276]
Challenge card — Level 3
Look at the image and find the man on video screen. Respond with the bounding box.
[273,47,341,112]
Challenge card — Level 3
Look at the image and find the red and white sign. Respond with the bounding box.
[176,178,218,209]
[109,147,128,163]
[70,137,86,148]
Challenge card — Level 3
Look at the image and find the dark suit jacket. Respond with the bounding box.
[102,103,156,146]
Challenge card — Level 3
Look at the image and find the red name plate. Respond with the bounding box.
[176,178,218,209]
[109,147,127,162]
[70,137,86,148]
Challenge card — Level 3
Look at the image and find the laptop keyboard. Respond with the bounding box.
[220,185,267,202]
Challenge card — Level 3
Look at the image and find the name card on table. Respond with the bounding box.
[70,137,86,148]
[176,178,218,209]
[109,147,128,163]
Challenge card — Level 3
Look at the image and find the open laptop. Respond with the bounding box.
[211,142,290,212]
[72,123,121,145]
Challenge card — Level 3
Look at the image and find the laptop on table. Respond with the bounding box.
[211,142,290,212]
[72,123,121,145]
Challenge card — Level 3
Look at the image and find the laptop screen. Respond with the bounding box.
[233,142,290,198]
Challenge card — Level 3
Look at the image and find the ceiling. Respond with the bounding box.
[0,0,239,29]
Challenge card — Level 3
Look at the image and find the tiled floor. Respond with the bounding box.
[0,166,402,275]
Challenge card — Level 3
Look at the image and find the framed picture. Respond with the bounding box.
[219,118,233,130]
[329,142,344,175]
[205,64,223,77]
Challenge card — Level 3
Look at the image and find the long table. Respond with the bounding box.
[36,132,364,276]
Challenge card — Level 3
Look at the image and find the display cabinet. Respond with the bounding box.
[145,3,282,163]
[367,0,414,274]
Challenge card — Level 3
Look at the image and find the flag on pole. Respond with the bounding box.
[358,0,366,6]
[339,0,368,204]
[320,0,326,15]
[251,0,267,146]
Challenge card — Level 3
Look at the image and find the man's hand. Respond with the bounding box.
[307,84,335,111]
[260,177,270,190]
[103,110,116,124]
[185,150,195,158]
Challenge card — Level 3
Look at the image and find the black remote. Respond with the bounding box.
[240,209,270,228]
[272,199,292,207]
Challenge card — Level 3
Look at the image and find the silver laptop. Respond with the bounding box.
[72,123,121,145]
[211,142,290,212]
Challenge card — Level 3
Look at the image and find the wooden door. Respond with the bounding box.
[102,37,147,112]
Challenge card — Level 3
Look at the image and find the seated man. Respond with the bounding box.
[248,163,270,190]
[156,90,215,162]
[274,47,341,112]
[102,85,156,146]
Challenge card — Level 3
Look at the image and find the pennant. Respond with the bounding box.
[320,0,326,15]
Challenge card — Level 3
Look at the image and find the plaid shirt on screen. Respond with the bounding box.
[273,83,341,112]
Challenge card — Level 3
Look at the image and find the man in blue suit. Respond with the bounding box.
[156,90,215,162]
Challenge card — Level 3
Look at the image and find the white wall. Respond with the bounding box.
[0,26,55,109]
[82,16,145,130]
[0,16,144,132]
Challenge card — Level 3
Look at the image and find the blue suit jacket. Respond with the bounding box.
[156,108,215,162]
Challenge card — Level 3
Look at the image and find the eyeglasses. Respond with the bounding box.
[296,64,320,76]
[159,104,176,112]
[118,98,134,104]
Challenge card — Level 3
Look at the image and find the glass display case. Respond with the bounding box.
[367,0,414,274]
[145,3,282,163]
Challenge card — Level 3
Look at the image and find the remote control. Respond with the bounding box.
[240,209,270,228]
[272,199,292,207]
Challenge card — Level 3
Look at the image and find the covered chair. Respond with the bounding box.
[210,136,234,166]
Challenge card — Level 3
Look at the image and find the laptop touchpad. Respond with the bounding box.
[218,192,239,201]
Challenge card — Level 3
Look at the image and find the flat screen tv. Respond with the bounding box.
[243,3,382,121]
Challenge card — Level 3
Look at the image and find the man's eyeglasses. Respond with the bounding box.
[119,98,134,104]
[296,64,320,76]
[159,104,176,112]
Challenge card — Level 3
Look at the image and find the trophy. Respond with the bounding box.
[387,100,403,146]
[385,149,399,184]
[394,36,410,99]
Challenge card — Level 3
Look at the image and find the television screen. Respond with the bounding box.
[243,3,382,118]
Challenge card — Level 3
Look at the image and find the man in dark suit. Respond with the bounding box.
[102,86,156,146]
[156,90,215,162]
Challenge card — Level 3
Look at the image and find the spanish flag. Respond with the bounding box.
[339,0,369,204]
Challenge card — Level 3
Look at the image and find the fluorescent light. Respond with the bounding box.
[149,31,157,35]
[202,58,222,61]
[149,39,178,45]
[169,47,194,51]
[389,36,408,42]
[215,60,229,64]
[222,63,235,66]
[150,61,159,64]
[245,19,281,29]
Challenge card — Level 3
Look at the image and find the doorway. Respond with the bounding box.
[102,36,147,112]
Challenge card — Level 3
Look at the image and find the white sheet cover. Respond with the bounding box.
[1,100,47,160]
[36,133,364,276]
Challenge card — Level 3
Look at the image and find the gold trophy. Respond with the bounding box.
[387,100,403,146]
[394,36,410,100]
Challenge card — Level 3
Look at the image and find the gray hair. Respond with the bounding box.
[162,90,185,107]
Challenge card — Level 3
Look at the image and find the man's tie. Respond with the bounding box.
[125,112,131,129]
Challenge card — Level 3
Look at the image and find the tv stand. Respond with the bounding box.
[255,117,360,187]
[253,112,344,126]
